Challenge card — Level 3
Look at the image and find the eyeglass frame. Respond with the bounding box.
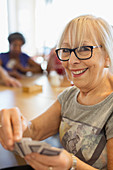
[55,45,102,61]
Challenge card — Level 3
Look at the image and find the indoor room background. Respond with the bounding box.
[0,0,113,58]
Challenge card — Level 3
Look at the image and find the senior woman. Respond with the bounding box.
[0,15,113,170]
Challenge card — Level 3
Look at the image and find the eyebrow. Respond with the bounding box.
[61,42,70,47]
[62,40,92,47]
[81,41,91,46]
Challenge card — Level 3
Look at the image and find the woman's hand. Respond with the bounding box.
[9,70,23,79]
[25,149,72,170]
[0,66,22,86]
[2,75,22,87]
[0,107,28,150]
[13,63,26,73]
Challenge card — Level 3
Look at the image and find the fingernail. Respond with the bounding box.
[25,156,30,160]
[31,155,35,159]
[8,139,13,145]
[15,135,21,140]
[14,133,22,141]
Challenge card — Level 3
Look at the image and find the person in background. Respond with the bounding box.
[0,66,21,87]
[0,32,43,79]
[47,46,66,75]
[0,14,113,170]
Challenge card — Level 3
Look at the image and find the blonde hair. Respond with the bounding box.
[57,15,113,72]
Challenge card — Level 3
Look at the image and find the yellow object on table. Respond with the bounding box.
[22,84,42,93]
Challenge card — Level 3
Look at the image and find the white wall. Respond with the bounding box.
[35,0,113,54]
[1,0,113,56]
[0,0,8,52]
[7,0,36,56]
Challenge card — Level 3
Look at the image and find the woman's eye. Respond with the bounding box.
[63,49,69,53]
[78,46,90,52]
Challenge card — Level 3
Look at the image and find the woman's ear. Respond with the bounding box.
[104,56,110,68]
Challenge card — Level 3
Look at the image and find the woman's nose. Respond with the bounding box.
[15,46,21,53]
[69,51,80,64]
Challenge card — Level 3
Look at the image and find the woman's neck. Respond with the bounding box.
[9,52,19,60]
[77,73,113,105]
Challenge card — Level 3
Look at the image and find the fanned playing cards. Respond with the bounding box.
[13,137,61,158]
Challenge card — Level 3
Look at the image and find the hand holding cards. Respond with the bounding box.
[14,137,62,158]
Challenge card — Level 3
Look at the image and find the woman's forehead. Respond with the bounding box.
[11,39,23,45]
[62,22,100,47]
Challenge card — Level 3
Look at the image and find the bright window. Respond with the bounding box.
[5,0,113,56]
[0,0,8,52]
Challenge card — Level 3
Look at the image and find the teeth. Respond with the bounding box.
[72,68,87,75]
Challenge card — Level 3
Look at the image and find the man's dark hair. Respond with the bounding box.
[8,32,25,44]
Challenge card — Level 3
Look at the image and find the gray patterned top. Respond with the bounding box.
[58,86,113,170]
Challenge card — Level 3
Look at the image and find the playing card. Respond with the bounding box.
[14,137,62,158]
[14,138,32,157]
[22,140,45,155]
[14,142,25,157]
[39,146,61,156]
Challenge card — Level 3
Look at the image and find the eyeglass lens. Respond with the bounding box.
[58,46,92,60]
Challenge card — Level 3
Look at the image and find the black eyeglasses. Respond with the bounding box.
[55,45,102,61]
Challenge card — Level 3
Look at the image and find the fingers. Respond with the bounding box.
[25,157,48,170]
[4,77,22,87]
[25,154,55,170]
[10,78,22,87]
[0,107,25,150]
[11,110,23,141]
[25,150,72,170]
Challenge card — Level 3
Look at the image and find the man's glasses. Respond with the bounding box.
[55,45,102,61]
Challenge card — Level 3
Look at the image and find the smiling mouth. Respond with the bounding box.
[72,68,88,75]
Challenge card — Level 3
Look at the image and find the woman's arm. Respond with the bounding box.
[24,99,61,141]
[0,100,61,150]
[28,58,43,73]
[0,66,22,87]
[14,58,43,73]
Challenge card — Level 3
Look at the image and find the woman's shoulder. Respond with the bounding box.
[20,52,30,58]
[58,86,78,101]
[0,52,9,57]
